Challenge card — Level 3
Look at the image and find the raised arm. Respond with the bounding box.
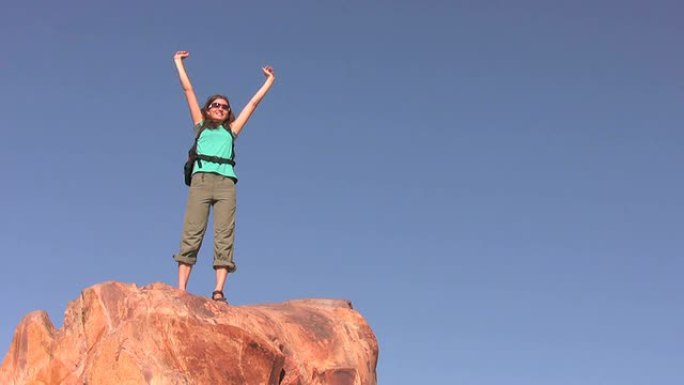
[230,66,276,136]
[173,51,203,126]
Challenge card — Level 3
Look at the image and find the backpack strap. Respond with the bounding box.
[196,154,235,166]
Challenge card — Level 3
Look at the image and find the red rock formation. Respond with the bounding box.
[0,281,378,385]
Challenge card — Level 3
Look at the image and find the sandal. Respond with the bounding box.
[211,290,227,302]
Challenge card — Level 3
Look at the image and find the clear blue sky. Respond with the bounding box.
[1,1,682,384]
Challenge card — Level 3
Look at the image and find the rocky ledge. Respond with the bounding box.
[0,281,378,385]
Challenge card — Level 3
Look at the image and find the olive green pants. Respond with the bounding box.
[173,172,237,272]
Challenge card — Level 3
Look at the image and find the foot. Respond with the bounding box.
[211,290,227,303]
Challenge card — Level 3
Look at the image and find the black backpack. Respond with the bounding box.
[184,126,236,186]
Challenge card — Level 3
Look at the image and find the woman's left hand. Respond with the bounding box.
[262,66,275,79]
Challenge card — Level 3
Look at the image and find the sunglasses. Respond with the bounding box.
[208,102,230,111]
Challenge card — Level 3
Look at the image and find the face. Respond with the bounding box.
[206,98,230,121]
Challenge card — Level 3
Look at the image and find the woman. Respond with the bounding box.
[172,50,275,302]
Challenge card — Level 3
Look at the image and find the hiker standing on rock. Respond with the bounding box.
[172,50,275,302]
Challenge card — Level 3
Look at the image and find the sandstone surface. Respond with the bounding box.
[0,281,378,385]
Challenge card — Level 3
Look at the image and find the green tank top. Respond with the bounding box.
[193,123,237,181]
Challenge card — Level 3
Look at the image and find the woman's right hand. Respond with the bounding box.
[174,50,190,61]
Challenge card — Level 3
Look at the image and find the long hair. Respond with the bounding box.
[200,94,236,130]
